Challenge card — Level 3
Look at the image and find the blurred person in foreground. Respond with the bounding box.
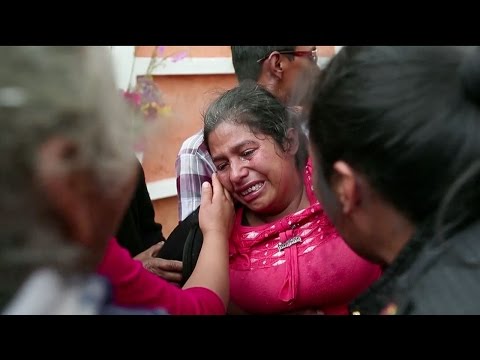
[309,46,480,314]
[0,46,233,315]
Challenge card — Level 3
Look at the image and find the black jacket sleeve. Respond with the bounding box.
[116,160,166,257]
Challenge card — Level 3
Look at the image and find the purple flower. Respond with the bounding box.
[170,51,187,63]
[123,90,142,106]
[156,46,165,56]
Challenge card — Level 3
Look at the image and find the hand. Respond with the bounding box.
[134,242,183,283]
[199,172,235,239]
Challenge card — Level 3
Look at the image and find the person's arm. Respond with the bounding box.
[135,162,166,248]
[175,142,215,221]
[115,161,165,257]
[182,173,234,309]
[97,238,225,315]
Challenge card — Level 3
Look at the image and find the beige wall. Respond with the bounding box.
[136,46,335,237]
[136,46,233,57]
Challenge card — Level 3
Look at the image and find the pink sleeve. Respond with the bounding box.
[97,238,225,315]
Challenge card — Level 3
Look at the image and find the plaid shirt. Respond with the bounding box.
[175,130,216,221]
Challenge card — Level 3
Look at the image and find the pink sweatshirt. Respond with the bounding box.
[97,238,225,315]
[229,160,382,314]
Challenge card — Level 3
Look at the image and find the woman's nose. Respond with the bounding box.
[230,161,248,184]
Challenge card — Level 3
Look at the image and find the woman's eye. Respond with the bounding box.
[242,149,254,158]
[216,163,228,171]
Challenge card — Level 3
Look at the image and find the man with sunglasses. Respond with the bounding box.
[175,46,320,221]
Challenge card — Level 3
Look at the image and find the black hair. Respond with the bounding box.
[309,46,480,232]
[231,46,296,82]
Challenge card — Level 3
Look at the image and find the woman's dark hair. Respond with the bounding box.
[204,80,306,169]
[309,46,480,233]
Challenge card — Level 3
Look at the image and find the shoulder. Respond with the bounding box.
[400,265,480,314]
[397,226,480,314]
[304,158,314,185]
[177,131,214,174]
[178,130,205,155]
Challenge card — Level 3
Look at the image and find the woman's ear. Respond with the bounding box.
[284,127,300,155]
[331,161,361,214]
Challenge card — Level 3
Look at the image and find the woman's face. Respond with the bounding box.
[208,122,298,215]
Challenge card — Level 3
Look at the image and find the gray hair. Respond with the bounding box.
[203,80,307,169]
[0,47,135,303]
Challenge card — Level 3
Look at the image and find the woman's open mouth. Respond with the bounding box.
[238,181,265,202]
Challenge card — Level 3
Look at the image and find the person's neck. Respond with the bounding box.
[245,173,309,226]
[370,203,415,266]
[257,77,283,103]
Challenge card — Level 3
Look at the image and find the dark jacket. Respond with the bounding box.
[116,161,166,257]
[350,221,480,315]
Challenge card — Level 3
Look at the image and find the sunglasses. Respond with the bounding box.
[257,49,318,64]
